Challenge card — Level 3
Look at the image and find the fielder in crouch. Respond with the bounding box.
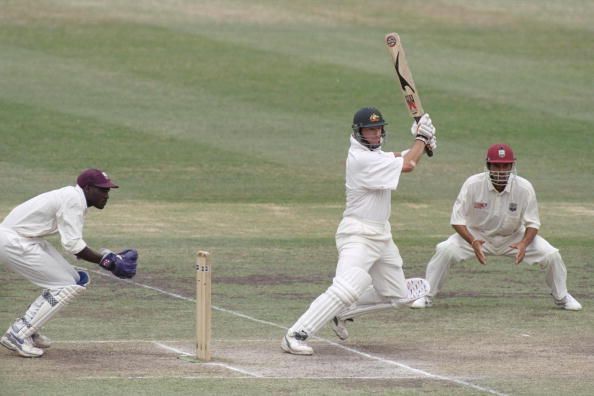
[0,169,138,358]
[281,107,436,355]
[411,143,582,311]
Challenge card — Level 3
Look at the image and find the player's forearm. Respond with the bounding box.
[401,140,425,172]
[452,224,475,245]
[521,227,538,246]
[75,246,103,264]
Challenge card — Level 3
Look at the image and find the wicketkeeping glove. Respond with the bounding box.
[100,249,138,279]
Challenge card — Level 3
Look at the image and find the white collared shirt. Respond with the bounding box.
[450,172,540,239]
[342,136,404,223]
[1,185,88,254]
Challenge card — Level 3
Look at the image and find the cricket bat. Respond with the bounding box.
[385,32,433,157]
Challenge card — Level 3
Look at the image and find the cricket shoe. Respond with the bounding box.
[0,331,44,357]
[330,317,352,341]
[409,296,433,309]
[281,331,313,355]
[32,332,52,349]
[554,293,582,311]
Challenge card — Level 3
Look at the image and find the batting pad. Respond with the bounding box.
[14,285,86,339]
[289,267,371,337]
[337,278,430,320]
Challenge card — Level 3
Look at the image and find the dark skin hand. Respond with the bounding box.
[75,246,104,264]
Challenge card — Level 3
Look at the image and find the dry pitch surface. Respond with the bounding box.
[3,268,591,396]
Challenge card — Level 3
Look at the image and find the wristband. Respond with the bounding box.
[415,135,429,144]
[99,252,116,271]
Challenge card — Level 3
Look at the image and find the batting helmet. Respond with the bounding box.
[485,143,516,190]
[486,143,515,164]
[351,107,387,150]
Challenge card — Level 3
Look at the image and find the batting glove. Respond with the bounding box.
[427,136,437,151]
[414,114,435,144]
[410,113,434,134]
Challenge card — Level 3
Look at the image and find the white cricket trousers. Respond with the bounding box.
[425,232,568,300]
[0,227,81,289]
[335,217,407,301]
[287,217,407,336]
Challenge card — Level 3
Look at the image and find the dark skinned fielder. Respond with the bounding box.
[0,169,138,357]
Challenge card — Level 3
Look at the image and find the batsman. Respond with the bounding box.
[281,107,436,355]
[0,168,138,357]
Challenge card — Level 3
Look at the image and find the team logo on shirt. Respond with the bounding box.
[509,203,517,212]
[474,202,488,209]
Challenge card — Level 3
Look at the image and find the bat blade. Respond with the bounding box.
[385,32,433,157]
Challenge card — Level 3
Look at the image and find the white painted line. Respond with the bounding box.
[89,269,285,328]
[54,339,272,344]
[88,270,195,302]
[153,341,263,378]
[207,363,264,378]
[77,376,251,380]
[313,337,506,396]
[56,339,157,344]
[88,269,508,396]
[153,341,193,356]
[81,375,425,380]
[214,306,286,330]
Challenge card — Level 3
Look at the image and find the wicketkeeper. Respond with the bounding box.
[0,168,138,357]
[411,144,582,311]
[281,107,436,355]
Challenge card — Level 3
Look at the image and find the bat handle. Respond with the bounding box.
[413,116,433,157]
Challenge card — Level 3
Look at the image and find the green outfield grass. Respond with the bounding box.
[0,1,592,395]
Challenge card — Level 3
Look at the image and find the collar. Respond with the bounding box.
[350,135,379,152]
[75,184,89,209]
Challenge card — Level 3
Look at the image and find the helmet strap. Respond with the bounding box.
[353,127,385,151]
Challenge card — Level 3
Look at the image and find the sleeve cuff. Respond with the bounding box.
[66,240,87,255]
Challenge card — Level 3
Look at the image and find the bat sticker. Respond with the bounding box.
[405,95,418,112]
[396,53,416,94]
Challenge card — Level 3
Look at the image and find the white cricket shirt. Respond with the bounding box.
[1,185,89,254]
[450,172,541,241]
[342,136,403,223]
